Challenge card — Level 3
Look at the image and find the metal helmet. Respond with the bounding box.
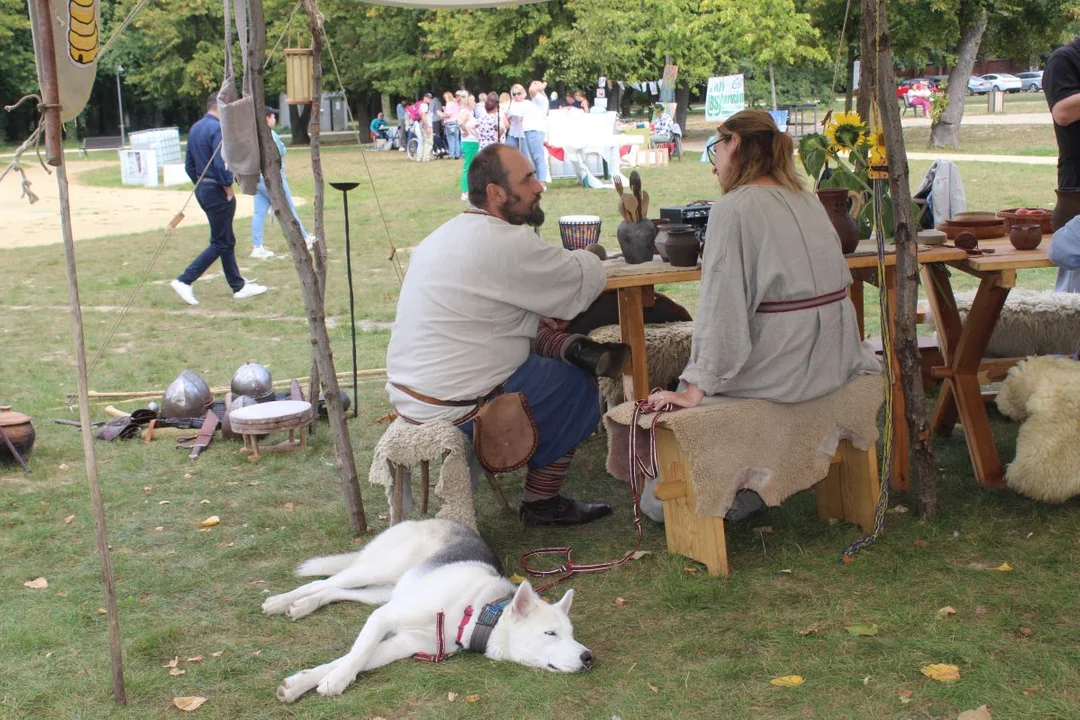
[161,370,213,419]
[230,362,274,402]
[221,393,260,440]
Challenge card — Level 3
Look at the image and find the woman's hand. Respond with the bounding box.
[540,317,569,332]
[647,383,704,410]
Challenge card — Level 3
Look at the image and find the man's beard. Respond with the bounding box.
[498,189,545,228]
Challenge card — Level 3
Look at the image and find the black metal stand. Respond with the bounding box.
[330,181,361,416]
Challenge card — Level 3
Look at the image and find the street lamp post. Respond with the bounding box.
[116,64,126,147]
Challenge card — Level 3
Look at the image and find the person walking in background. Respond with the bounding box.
[395,98,409,152]
[417,95,433,162]
[171,92,267,305]
[442,91,462,159]
[475,93,503,151]
[427,92,446,158]
[525,80,550,191]
[459,95,479,201]
[475,92,488,119]
[250,108,314,259]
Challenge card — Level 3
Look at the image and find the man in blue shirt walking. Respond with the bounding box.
[171,92,267,305]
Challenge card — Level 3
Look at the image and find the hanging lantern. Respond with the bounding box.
[284,47,313,105]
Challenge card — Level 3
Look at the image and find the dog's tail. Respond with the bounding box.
[295,552,364,577]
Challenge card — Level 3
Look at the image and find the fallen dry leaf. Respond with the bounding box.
[59,463,69,471]
[247,481,259,486]
[249,579,266,585]
[187,656,204,663]
[921,663,961,682]
[630,550,652,560]
[170,668,185,676]
[24,577,48,590]
[862,675,872,685]
[183,473,193,480]
[172,696,206,711]
[937,606,958,619]
[199,516,220,528]
[797,623,821,636]
[55,591,67,597]
[752,526,773,534]
[211,651,224,658]
[897,687,913,704]
[283,502,295,510]
[886,505,909,514]
[200,499,210,505]
[509,573,526,584]
[63,514,75,524]
[769,675,804,687]
[45,651,53,658]
[647,682,659,693]
[96,608,107,615]
[374,411,398,424]
[915,539,929,548]
[841,554,855,565]
[957,705,992,720]
[158,500,171,506]
[778,568,793,574]
[465,694,480,703]
[154,526,164,532]
[163,657,179,668]
[251,650,260,657]
[1021,687,1039,697]
[446,692,458,702]
[994,563,1013,572]
[144,486,151,493]
[682,567,699,575]
[1018,627,1034,638]
[845,624,879,636]
[615,597,628,606]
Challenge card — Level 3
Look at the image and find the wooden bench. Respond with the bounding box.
[652,427,880,576]
[79,136,124,158]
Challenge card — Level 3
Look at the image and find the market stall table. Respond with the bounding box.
[603,242,968,489]
[922,236,1055,488]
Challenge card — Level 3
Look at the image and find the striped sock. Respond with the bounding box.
[533,326,582,361]
[522,450,576,502]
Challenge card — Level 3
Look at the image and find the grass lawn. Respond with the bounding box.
[2,134,1078,719]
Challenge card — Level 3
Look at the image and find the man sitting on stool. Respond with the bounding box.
[386,144,627,527]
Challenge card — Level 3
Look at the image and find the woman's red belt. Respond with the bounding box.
[757,288,848,313]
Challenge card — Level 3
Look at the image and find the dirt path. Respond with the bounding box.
[0,160,276,250]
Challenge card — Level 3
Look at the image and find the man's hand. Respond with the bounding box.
[540,317,569,332]
[223,185,235,202]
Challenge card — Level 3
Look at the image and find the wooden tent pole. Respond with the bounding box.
[248,0,367,534]
[30,0,127,703]
[865,0,938,518]
[305,0,329,417]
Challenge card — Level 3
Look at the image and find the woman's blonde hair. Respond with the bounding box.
[715,109,805,194]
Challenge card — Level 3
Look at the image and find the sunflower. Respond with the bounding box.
[824,111,869,153]
[868,129,887,169]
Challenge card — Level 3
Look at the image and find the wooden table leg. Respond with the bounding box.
[849,277,865,340]
[945,275,1010,488]
[883,267,910,490]
[617,286,650,400]
[923,264,962,436]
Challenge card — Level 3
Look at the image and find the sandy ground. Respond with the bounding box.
[0,160,289,251]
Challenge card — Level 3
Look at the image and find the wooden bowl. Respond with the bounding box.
[951,211,1002,226]
[937,220,1007,240]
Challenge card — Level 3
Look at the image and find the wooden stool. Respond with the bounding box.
[387,459,511,525]
[228,400,314,461]
[653,426,880,576]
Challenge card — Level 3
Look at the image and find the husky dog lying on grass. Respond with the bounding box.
[263,519,594,702]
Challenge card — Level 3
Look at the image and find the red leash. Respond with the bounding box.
[520,393,674,594]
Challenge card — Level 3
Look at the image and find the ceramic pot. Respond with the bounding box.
[666,225,700,267]
[616,220,658,264]
[655,222,691,263]
[1052,188,1080,231]
[816,188,862,254]
[0,405,35,463]
[1009,223,1042,251]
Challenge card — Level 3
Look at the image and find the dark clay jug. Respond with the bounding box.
[616,220,658,264]
[816,188,863,254]
[1052,188,1080,231]
[0,406,35,463]
[665,226,700,267]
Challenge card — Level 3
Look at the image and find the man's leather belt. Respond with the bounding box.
[390,382,502,426]
[757,288,848,314]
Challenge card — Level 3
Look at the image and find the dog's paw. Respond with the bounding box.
[317,669,353,697]
[262,594,292,616]
[286,596,320,620]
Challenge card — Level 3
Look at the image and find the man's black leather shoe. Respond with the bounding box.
[520,495,613,527]
[564,337,630,378]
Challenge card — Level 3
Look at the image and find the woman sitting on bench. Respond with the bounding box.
[648,109,879,411]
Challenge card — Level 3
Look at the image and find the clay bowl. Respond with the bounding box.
[951,211,1001,226]
[937,220,1007,240]
[1009,223,1043,251]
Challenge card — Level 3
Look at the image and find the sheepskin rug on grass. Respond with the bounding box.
[996,355,1080,503]
[954,289,1080,358]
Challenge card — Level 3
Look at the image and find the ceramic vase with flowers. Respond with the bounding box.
[797,111,890,254]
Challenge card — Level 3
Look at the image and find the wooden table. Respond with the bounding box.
[922,236,1054,488]
[603,242,968,488]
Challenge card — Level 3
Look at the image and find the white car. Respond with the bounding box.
[981,73,1023,93]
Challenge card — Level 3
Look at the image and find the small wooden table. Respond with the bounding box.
[228,400,315,461]
[922,236,1055,488]
[603,242,968,489]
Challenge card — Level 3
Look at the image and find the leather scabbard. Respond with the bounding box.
[176,410,220,459]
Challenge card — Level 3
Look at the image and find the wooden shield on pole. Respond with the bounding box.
[28,0,100,122]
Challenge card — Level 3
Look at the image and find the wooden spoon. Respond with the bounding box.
[640,190,650,219]
[629,171,643,220]
[622,194,639,223]
[614,176,624,199]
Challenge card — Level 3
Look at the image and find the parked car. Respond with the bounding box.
[981,73,1023,93]
[1017,71,1043,92]
[967,76,993,95]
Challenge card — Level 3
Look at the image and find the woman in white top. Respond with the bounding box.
[523,80,550,189]
[648,109,879,410]
[506,84,529,150]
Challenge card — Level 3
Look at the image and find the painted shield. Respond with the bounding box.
[28,0,100,122]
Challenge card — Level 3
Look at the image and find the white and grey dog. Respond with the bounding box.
[263,519,594,702]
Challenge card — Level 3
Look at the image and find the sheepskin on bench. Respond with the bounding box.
[368,419,480,529]
[954,289,1080,358]
[588,321,694,406]
[996,355,1080,503]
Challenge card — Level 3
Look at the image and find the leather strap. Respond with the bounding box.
[758,288,848,314]
[175,410,220,459]
[390,382,502,408]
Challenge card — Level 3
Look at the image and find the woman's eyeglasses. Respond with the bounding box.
[512,91,525,97]
[706,134,732,164]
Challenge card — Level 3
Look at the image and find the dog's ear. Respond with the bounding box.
[511,581,537,617]
[554,588,574,614]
